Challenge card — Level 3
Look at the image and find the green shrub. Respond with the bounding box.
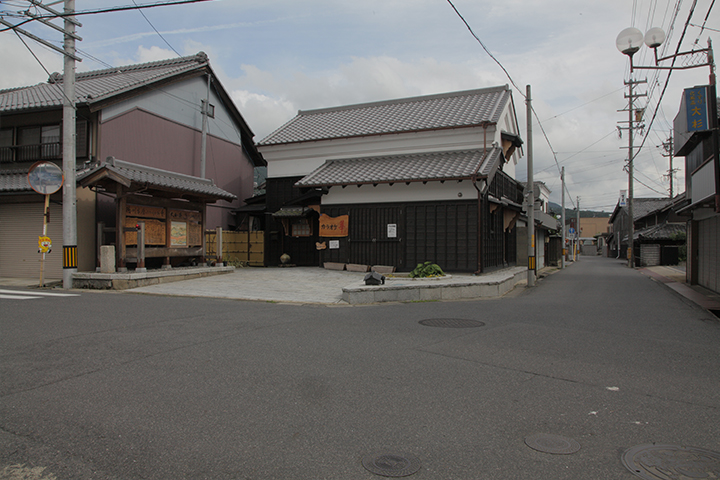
[409,261,445,278]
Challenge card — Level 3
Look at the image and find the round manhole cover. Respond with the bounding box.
[361,452,421,477]
[419,318,485,328]
[524,434,581,455]
[622,444,720,480]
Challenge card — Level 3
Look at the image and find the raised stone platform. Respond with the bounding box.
[73,265,234,290]
[342,267,527,304]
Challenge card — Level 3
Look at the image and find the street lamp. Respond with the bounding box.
[615,27,652,268]
[616,26,718,268]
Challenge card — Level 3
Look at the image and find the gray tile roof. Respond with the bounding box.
[259,86,512,146]
[0,53,210,112]
[632,198,673,220]
[78,157,236,201]
[0,169,33,192]
[296,147,503,187]
[635,222,686,241]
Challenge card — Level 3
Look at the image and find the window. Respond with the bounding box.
[291,219,311,237]
[0,129,12,163]
[202,99,215,118]
[0,120,88,163]
[17,125,61,161]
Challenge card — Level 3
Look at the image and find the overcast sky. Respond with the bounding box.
[1,0,717,211]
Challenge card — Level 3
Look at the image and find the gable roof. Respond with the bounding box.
[1,53,211,112]
[259,86,513,146]
[0,52,265,167]
[610,197,674,223]
[295,147,503,188]
[77,157,236,202]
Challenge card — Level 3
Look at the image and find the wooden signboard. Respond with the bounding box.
[126,204,166,219]
[124,218,166,245]
[319,214,349,237]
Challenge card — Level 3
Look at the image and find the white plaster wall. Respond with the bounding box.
[322,181,479,205]
[261,95,523,180]
[101,76,241,145]
[263,125,500,178]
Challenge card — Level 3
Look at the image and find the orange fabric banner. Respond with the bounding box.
[319,214,349,237]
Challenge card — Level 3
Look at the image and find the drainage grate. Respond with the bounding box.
[622,444,720,480]
[361,452,421,477]
[419,318,485,328]
[524,434,581,455]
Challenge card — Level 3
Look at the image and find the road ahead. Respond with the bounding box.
[1,256,718,479]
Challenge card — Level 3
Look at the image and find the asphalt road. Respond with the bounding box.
[1,256,718,479]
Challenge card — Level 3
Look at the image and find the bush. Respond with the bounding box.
[409,261,445,278]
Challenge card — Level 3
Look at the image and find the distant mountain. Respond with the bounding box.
[548,202,611,218]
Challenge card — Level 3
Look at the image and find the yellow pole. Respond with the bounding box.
[39,194,49,287]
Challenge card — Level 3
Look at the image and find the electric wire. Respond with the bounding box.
[0,0,213,32]
[445,0,578,209]
[131,0,182,57]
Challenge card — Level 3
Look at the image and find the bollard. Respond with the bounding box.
[100,245,116,273]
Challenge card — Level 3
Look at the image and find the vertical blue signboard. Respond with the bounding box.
[684,86,709,132]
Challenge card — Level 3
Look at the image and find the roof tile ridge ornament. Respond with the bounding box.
[46,52,207,85]
[107,157,218,186]
[296,84,511,117]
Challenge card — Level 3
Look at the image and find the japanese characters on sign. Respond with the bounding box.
[684,86,709,132]
[319,214,349,237]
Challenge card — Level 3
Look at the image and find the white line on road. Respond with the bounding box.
[0,289,79,298]
[0,294,39,300]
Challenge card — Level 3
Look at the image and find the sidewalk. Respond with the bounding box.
[639,265,720,316]
[126,266,528,305]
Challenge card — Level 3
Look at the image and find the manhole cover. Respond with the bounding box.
[622,444,720,480]
[419,318,485,328]
[524,434,581,455]
[361,452,421,477]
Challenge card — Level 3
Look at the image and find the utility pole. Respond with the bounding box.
[200,74,211,178]
[619,78,646,268]
[526,85,535,287]
[561,167,566,269]
[660,136,677,199]
[576,196,580,260]
[62,0,79,288]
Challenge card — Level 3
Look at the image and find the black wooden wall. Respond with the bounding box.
[265,177,320,267]
[321,200,479,272]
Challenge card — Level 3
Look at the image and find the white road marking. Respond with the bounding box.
[0,294,39,300]
[0,289,79,298]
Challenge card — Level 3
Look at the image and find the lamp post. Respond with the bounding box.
[615,27,644,268]
[615,26,717,269]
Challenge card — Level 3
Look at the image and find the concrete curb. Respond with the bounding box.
[73,266,234,290]
[342,267,526,304]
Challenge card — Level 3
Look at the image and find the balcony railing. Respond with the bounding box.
[0,141,62,164]
[489,170,524,205]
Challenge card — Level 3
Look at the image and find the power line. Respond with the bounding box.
[131,0,182,57]
[445,0,577,209]
[632,0,698,164]
[0,0,213,32]
[444,0,524,96]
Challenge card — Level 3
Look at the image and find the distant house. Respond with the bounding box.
[0,52,264,279]
[518,181,560,268]
[256,86,525,272]
[672,85,719,292]
[609,196,686,266]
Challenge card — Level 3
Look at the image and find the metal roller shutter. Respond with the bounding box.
[0,202,64,280]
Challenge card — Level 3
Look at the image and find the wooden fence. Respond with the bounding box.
[205,230,264,266]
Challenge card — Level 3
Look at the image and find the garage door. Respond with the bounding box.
[0,202,63,280]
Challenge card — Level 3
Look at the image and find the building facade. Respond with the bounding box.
[257,86,525,273]
[0,53,264,279]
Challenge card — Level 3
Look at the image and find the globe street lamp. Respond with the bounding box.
[615,27,650,267]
